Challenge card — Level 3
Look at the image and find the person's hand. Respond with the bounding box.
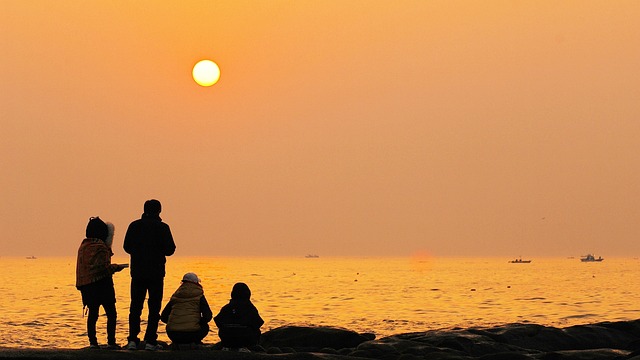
[114,264,128,272]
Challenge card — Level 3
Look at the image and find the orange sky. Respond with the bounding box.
[2,1,640,257]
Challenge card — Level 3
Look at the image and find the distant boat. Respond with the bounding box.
[509,257,531,263]
[305,254,319,258]
[26,255,37,260]
[580,254,603,262]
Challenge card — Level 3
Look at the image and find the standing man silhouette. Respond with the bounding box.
[124,199,176,351]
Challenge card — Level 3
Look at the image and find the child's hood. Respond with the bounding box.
[105,222,115,249]
[231,282,251,301]
[173,281,204,299]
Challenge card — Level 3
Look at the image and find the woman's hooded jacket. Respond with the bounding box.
[76,219,119,288]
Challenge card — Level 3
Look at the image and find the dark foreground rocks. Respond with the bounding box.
[2,320,640,360]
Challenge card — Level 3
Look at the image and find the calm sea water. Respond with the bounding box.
[1,256,638,348]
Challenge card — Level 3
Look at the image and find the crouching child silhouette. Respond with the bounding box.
[75,217,127,349]
[160,272,212,348]
[214,282,264,351]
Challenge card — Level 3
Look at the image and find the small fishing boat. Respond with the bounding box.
[26,255,37,260]
[509,257,531,263]
[305,254,319,258]
[580,254,603,262]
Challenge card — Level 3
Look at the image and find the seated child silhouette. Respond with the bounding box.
[214,282,264,351]
[160,272,212,346]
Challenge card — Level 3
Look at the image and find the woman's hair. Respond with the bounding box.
[86,216,108,241]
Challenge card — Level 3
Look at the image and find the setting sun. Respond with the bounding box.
[192,59,220,87]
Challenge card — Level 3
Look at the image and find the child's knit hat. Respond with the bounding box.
[182,272,200,284]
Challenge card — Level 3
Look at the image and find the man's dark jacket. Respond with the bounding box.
[123,213,176,279]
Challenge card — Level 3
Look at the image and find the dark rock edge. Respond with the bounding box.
[2,320,640,360]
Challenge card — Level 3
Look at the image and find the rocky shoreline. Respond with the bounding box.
[2,320,640,360]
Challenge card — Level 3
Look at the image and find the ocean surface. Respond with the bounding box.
[1,256,638,349]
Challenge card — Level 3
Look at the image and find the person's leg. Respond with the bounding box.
[167,330,192,344]
[196,323,209,343]
[249,328,261,347]
[239,327,256,348]
[86,303,100,346]
[217,327,229,348]
[219,326,249,348]
[103,302,117,345]
[166,330,178,344]
[169,327,207,345]
[143,277,164,345]
[128,277,147,344]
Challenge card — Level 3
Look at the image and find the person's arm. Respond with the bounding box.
[108,263,123,273]
[123,223,136,255]
[95,245,119,275]
[160,301,173,324]
[251,308,265,328]
[103,245,126,273]
[163,225,176,256]
[200,296,213,324]
[213,305,227,327]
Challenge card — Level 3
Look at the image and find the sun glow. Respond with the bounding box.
[192,60,220,87]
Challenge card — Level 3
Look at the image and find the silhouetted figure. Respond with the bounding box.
[76,217,126,349]
[161,273,213,347]
[123,199,176,351]
[214,282,264,351]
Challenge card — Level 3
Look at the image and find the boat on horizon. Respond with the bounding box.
[580,254,603,262]
[26,255,37,260]
[509,257,531,263]
[305,254,319,258]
